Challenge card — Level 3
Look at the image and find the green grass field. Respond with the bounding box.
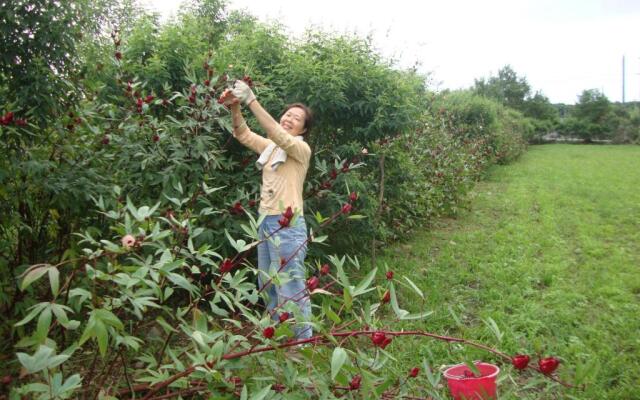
[378,145,640,399]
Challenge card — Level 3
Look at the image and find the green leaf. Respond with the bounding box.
[16,345,55,373]
[389,283,409,319]
[167,272,197,294]
[240,385,248,400]
[312,235,328,243]
[57,374,82,396]
[400,310,433,320]
[36,306,52,340]
[20,264,52,290]
[95,320,108,356]
[402,276,424,299]
[48,266,60,297]
[248,385,272,400]
[95,309,124,330]
[343,287,353,311]
[14,302,48,327]
[483,317,503,342]
[331,347,348,380]
[331,255,350,287]
[464,360,481,377]
[79,309,123,354]
[423,359,441,388]
[210,340,224,360]
[46,353,70,369]
[314,211,328,224]
[353,267,377,297]
[323,302,341,324]
[126,197,140,221]
[16,346,70,373]
[448,305,463,327]
[156,316,178,334]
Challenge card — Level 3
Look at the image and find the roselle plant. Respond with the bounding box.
[7,188,576,399]
[4,72,555,400]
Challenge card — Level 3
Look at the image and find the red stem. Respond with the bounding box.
[139,329,576,399]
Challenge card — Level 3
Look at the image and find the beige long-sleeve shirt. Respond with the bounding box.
[234,124,311,216]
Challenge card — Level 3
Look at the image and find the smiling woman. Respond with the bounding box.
[221,80,314,339]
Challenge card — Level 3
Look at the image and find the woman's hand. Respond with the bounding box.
[219,89,240,107]
[231,80,256,106]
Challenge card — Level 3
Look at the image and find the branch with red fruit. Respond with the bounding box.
[134,328,576,400]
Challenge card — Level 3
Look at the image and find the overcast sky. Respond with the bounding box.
[142,0,640,104]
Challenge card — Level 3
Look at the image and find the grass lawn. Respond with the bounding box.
[377,145,640,399]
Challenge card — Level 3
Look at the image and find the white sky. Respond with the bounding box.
[142,0,640,104]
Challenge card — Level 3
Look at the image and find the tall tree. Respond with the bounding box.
[473,65,531,112]
[562,89,613,141]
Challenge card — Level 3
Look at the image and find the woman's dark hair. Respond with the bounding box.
[281,103,314,136]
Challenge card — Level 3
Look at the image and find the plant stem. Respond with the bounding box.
[138,328,577,399]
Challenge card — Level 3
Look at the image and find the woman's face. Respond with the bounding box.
[279,107,307,136]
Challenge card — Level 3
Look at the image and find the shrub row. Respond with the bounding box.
[0,3,532,397]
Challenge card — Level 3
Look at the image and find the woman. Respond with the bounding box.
[222,80,313,339]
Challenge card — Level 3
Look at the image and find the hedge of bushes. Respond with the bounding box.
[0,3,533,395]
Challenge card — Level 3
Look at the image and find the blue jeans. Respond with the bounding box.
[257,215,312,339]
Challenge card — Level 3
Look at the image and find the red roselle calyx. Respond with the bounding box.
[228,376,242,387]
[307,276,319,291]
[1,111,14,125]
[349,375,362,390]
[371,332,392,349]
[538,357,560,375]
[219,259,234,274]
[262,326,275,339]
[409,367,420,378]
[242,75,253,87]
[278,216,290,228]
[329,169,338,180]
[512,354,530,370]
[283,206,294,220]
[385,271,394,280]
[341,203,352,214]
[279,312,290,323]
[115,51,122,60]
[371,332,385,345]
[320,264,330,275]
[349,191,358,202]
[144,95,154,103]
[381,290,391,303]
[272,383,285,393]
[231,202,243,215]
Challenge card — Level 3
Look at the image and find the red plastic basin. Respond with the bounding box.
[443,362,500,400]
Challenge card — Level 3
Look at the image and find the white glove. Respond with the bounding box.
[231,80,256,106]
